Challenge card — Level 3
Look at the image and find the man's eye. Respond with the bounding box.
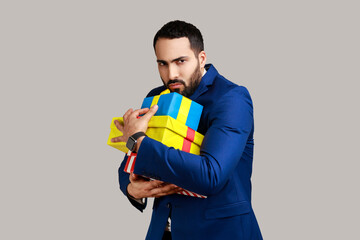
[178,60,185,64]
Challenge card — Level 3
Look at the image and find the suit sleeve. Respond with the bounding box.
[134,86,254,196]
[118,154,147,212]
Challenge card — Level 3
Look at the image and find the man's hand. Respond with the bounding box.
[111,105,158,145]
[127,173,183,199]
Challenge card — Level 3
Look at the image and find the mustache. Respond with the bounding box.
[167,79,186,87]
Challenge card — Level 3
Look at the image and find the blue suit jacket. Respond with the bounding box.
[119,64,262,240]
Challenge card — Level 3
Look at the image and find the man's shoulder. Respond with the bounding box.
[212,73,251,99]
[145,86,166,97]
[205,65,249,95]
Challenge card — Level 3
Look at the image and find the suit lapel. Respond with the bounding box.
[190,64,217,101]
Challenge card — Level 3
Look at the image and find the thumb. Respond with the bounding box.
[143,105,158,121]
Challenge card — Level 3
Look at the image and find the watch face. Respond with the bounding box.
[126,136,136,151]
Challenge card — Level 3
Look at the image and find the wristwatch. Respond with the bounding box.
[126,132,147,152]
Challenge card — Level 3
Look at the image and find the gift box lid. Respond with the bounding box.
[141,92,203,131]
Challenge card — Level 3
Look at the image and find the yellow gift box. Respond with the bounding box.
[146,116,204,154]
[107,116,204,154]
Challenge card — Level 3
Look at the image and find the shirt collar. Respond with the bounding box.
[202,67,207,77]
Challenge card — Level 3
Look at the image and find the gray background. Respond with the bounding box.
[1,0,359,239]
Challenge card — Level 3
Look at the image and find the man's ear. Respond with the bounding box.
[198,51,207,69]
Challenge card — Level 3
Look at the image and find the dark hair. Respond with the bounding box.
[153,20,204,55]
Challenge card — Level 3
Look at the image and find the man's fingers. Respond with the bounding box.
[114,119,124,132]
[130,173,145,181]
[149,183,180,197]
[123,108,133,120]
[111,136,125,142]
[130,173,152,184]
[153,188,182,197]
[142,105,158,121]
[127,177,181,198]
[111,119,124,142]
[148,180,164,188]
[132,108,150,118]
[151,188,182,198]
[129,173,137,181]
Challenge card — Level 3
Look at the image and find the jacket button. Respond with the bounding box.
[167,203,171,208]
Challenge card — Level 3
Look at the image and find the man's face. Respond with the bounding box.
[155,37,205,98]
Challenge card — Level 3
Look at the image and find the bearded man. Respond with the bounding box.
[112,20,263,240]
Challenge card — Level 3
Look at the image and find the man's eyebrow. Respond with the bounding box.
[171,56,188,62]
[156,59,167,64]
[156,56,188,64]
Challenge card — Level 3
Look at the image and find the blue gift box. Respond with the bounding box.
[141,92,203,131]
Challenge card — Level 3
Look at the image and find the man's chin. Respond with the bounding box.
[169,87,184,94]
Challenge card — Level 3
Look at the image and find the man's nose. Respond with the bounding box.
[168,65,180,80]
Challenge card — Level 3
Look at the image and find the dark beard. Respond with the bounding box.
[162,63,202,98]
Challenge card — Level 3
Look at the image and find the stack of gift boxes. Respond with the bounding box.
[108,90,206,198]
